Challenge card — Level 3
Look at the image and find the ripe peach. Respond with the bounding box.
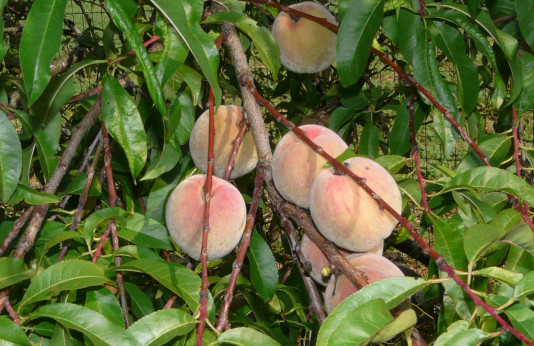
[189,105,258,179]
[165,174,246,260]
[310,157,402,252]
[272,124,348,208]
[324,253,405,313]
[271,2,337,73]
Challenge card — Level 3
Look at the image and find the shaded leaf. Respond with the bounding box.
[0,258,34,290]
[0,316,31,346]
[514,271,534,300]
[216,327,281,346]
[126,309,196,345]
[8,184,62,205]
[504,304,534,341]
[85,287,125,327]
[0,110,22,202]
[434,320,489,346]
[248,230,278,301]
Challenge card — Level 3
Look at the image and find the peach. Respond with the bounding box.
[272,124,348,208]
[324,253,405,314]
[310,157,402,252]
[165,174,246,260]
[271,2,337,73]
[189,105,258,179]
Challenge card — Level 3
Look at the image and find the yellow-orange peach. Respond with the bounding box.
[272,124,348,208]
[271,2,337,73]
[165,174,246,260]
[189,105,258,179]
[310,157,402,252]
[324,253,404,313]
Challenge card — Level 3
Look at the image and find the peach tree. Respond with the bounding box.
[0,0,534,344]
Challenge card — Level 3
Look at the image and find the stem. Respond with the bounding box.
[101,122,129,328]
[0,206,35,256]
[512,106,530,214]
[216,164,265,331]
[222,118,249,181]
[197,88,216,346]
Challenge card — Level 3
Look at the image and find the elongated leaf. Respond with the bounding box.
[0,316,31,346]
[444,166,534,207]
[337,0,386,86]
[105,0,166,116]
[85,287,125,327]
[20,0,68,105]
[504,304,534,340]
[248,230,278,301]
[0,2,7,62]
[432,218,468,270]
[456,135,511,173]
[204,12,280,79]
[389,99,427,156]
[463,224,503,264]
[20,260,110,307]
[0,110,22,202]
[83,207,129,238]
[319,277,425,345]
[150,0,221,103]
[29,303,134,345]
[473,267,523,285]
[141,141,181,181]
[126,309,195,345]
[434,320,489,346]
[429,21,478,114]
[515,51,534,116]
[217,327,281,346]
[154,14,189,86]
[0,258,34,290]
[116,259,206,313]
[118,213,172,250]
[319,299,393,345]
[102,76,147,179]
[516,0,534,51]
[8,184,62,205]
[515,271,534,299]
[123,282,155,318]
[50,324,76,346]
[369,309,417,344]
[359,121,379,158]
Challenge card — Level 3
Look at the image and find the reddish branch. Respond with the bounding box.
[101,122,130,328]
[5,300,20,323]
[197,89,216,346]
[409,95,431,214]
[216,164,266,331]
[222,119,249,181]
[57,141,103,262]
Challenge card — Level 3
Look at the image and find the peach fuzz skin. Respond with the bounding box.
[272,124,348,208]
[324,253,404,314]
[189,105,258,179]
[271,2,337,73]
[165,175,246,261]
[310,157,402,252]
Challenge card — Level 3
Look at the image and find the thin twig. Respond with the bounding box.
[216,164,266,331]
[197,88,216,346]
[0,206,35,256]
[5,300,20,323]
[409,95,432,214]
[222,118,249,181]
[512,106,530,214]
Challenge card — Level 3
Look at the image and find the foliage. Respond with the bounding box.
[0,0,534,344]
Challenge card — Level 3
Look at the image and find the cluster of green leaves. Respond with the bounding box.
[0,0,534,344]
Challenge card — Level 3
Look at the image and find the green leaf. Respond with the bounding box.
[102,76,147,179]
[123,282,155,318]
[0,110,22,202]
[463,224,503,264]
[504,304,534,341]
[433,320,489,346]
[456,135,511,173]
[154,14,189,86]
[375,155,406,174]
[105,0,166,116]
[319,299,394,345]
[516,0,534,52]
[369,309,417,344]
[116,259,207,313]
[141,142,181,181]
[0,258,34,290]
[118,214,173,250]
[150,0,221,103]
[83,207,129,239]
[20,260,110,308]
[514,271,534,299]
[432,218,468,271]
[50,324,76,346]
[389,99,427,156]
[126,309,196,345]
[248,230,278,301]
[444,166,534,207]
[473,267,523,286]
[0,2,7,62]
[496,28,518,62]
[216,327,281,346]
[85,287,125,327]
[318,277,425,345]
[429,21,479,114]
[0,316,31,346]
[515,51,534,116]
[29,303,134,345]
[337,0,386,86]
[204,12,280,79]
[359,122,379,158]
[8,184,62,205]
[20,0,68,105]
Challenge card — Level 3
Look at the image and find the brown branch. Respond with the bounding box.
[5,300,19,323]
[197,88,216,346]
[101,122,129,328]
[0,206,35,256]
[57,141,103,262]
[222,119,249,181]
[216,164,266,331]
[409,95,432,214]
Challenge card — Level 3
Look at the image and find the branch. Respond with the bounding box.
[222,118,249,181]
[512,106,530,214]
[0,206,35,256]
